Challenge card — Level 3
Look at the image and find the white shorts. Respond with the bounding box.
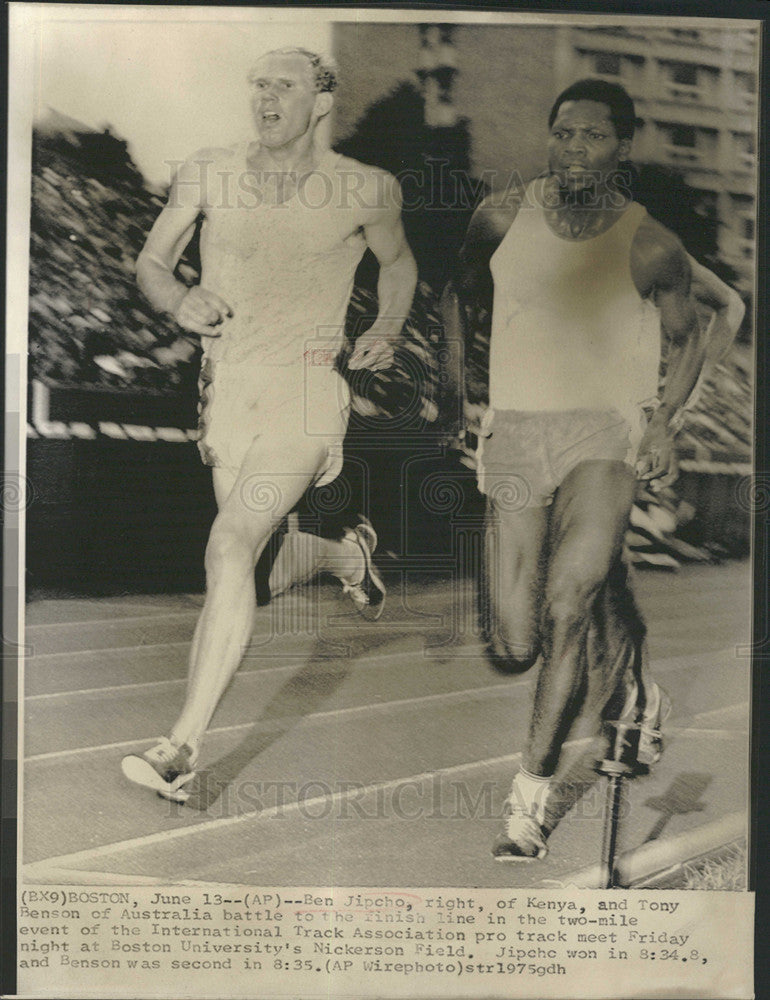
[197,357,350,487]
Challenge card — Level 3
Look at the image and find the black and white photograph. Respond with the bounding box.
[7,4,763,998]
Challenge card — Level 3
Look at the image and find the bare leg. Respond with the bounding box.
[525,460,636,777]
[268,531,364,598]
[211,464,365,602]
[480,495,549,671]
[598,557,669,764]
[170,433,330,749]
[586,554,647,721]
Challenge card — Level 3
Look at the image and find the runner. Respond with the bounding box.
[121,47,417,802]
[442,78,744,860]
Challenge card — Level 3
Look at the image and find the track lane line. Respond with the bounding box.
[24,642,741,702]
[24,678,527,763]
[22,703,749,879]
[22,748,532,879]
[25,643,487,701]
[25,647,749,760]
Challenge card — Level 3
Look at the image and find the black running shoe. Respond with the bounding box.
[638,683,672,767]
[617,677,672,768]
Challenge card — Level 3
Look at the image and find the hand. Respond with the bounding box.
[174,286,233,337]
[635,417,678,490]
[347,329,395,371]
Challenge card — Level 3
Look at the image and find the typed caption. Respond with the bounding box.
[17,883,753,998]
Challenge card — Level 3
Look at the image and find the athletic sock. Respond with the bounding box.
[510,769,552,826]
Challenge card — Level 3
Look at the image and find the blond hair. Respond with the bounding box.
[250,47,338,93]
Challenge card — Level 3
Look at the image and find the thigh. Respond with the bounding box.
[547,460,636,597]
[486,498,549,587]
[213,467,237,509]
[483,497,549,645]
[213,429,331,553]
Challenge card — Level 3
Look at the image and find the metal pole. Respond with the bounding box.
[597,720,640,889]
[600,770,625,888]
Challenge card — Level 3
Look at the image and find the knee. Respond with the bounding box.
[545,574,603,632]
[483,627,540,674]
[479,581,541,673]
[205,522,254,584]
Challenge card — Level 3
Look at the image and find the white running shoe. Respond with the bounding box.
[340,517,386,621]
[493,805,549,861]
[638,683,672,767]
[121,737,198,803]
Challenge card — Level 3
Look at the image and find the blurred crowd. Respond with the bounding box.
[29,125,201,394]
[29,121,751,475]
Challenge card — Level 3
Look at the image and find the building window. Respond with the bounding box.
[733,133,755,154]
[669,28,701,42]
[671,62,697,86]
[742,218,754,242]
[670,125,697,148]
[594,52,621,76]
[733,71,755,93]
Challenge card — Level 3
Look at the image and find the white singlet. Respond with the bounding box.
[488,178,661,421]
[196,142,368,480]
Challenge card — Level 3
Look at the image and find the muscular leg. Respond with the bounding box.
[170,432,330,749]
[480,495,549,671]
[585,554,647,721]
[212,464,366,602]
[268,532,364,597]
[525,460,636,777]
[596,556,669,764]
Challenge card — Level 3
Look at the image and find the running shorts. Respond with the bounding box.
[197,356,350,487]
[476,406,648,509]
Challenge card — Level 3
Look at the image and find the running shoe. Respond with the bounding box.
[637,682,672,767]
[615,676,672,769]
[492,793,549,861]
[121,737,197,803]
[340,517,386,621]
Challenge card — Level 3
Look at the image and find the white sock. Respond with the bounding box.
[510,769,552,825]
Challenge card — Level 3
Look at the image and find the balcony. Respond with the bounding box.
[659,80,720,109]
[660,143,706,168]
[733,151,756,174]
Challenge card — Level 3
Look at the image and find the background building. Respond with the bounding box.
[333,20,758,298]
[554,23,758,296]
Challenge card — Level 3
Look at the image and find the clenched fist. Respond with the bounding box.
[174,287,233,337]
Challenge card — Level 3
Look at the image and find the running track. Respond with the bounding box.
[23,561,751,888]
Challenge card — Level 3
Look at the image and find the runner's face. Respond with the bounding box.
[249,54,322,148]
[547,100,629,193]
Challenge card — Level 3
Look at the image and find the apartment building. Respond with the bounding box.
[332,20,758,295]
[554,23,759,294]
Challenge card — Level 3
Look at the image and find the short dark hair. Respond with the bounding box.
[548,79,637,142]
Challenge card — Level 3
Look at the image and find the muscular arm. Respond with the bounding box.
[348,171,417,370]
[632,222,704,484]
[688,255,745,365]
[136,153,232,337]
